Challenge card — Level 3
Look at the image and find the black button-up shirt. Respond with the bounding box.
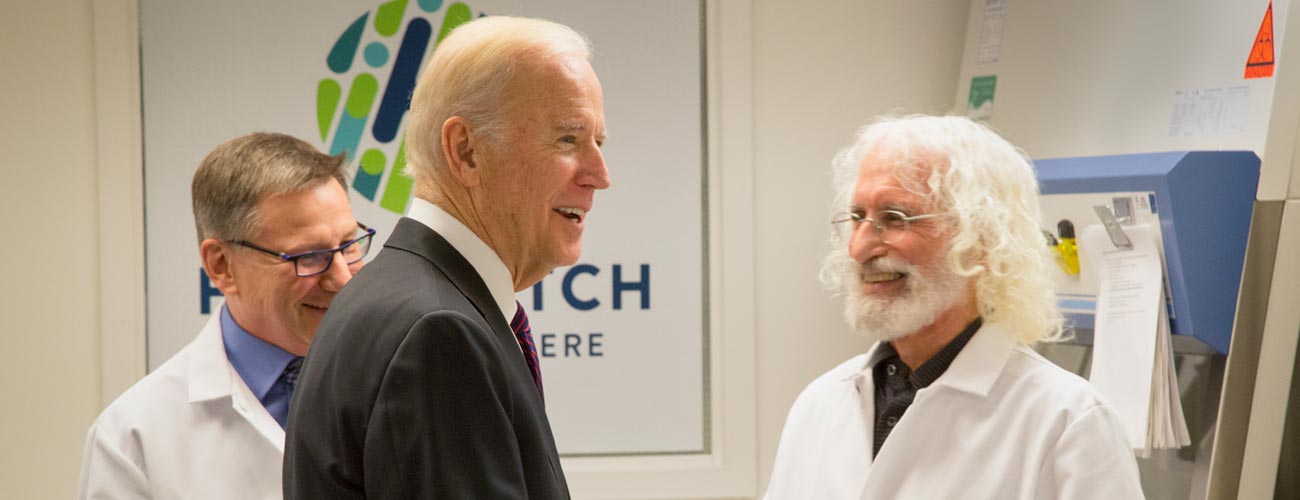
[867,317,983,457]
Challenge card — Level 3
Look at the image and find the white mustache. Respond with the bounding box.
[860,256,913,277]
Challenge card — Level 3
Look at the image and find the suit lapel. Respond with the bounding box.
[383,218,566,481]
[382,219,552,411]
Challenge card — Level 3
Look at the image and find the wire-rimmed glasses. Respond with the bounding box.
[231,222,375,277]
[830,210,940,245]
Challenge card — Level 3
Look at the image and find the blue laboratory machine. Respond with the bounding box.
[1034,151,1263,500]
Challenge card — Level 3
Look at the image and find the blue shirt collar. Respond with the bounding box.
[220,304,299,401]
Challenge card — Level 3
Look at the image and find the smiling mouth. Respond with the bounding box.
[862,271,905,283]
[302,303,328,312]
[555,207,587,223]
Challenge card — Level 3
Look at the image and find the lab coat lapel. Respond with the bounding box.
[857,324,1019,499]
[810,343,874,499]
[186,315,287,451]
[854,343,881,460]
[820,382,873,499]
[859,340,927,500]
[929,322,1016,397]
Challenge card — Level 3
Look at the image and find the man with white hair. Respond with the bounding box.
[764,115,1144,499]
[284,15,609,500]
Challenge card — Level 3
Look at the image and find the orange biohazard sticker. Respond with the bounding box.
[1246,1,1275,79]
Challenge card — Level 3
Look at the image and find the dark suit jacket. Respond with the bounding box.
[284,218,569,499]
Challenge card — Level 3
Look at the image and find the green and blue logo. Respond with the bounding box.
[317,0,478,214]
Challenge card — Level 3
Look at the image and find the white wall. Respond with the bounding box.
[0,0,102,498]
[751,0,970,490]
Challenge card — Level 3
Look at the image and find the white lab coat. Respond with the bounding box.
[764,322,1145,500]
[77,316,286,500]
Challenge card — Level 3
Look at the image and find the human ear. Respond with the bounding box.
[200,239,240,296]
[441,116,482,188]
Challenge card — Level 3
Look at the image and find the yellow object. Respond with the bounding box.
[1054,219,1080,276]
[1055,238,1080,275]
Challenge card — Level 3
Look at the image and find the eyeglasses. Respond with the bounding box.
[830,210,940,245]
[231,223,375,277]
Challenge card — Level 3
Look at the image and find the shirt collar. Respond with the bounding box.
[865,341,899,374]
[406,198,517,324]
[220,304,299,401]
[856,317,984,389]
[930,320,1018,396]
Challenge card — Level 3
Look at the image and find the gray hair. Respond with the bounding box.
[404,16,592,198]
[824,115,1066,345]
[191,132,346,245]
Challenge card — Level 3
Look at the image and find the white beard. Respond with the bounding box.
[827,248,969,343]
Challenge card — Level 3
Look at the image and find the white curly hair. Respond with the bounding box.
[822,114,1066,345]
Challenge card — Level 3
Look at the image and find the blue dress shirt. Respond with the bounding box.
[220,305,301,428]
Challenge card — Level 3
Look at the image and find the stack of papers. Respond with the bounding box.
[1083,223,1191,456]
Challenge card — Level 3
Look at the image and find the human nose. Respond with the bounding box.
[848,221,888,262]
[579,148,611,190]
[317,251,357,292]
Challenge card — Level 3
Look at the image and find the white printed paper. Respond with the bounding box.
[1085,224,1162,449]
[1148,300,1191,453]
[1169,86,1250,137]
[977,0,1007,65]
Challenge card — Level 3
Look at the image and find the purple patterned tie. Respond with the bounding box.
[281,357,304,389]
[511,302,543,399]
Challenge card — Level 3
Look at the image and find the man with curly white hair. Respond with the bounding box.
[764,115,1144,499]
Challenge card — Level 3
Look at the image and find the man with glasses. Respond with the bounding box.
[764,115,1143,499]
[77,132,370,499]
[284,16,608,500]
